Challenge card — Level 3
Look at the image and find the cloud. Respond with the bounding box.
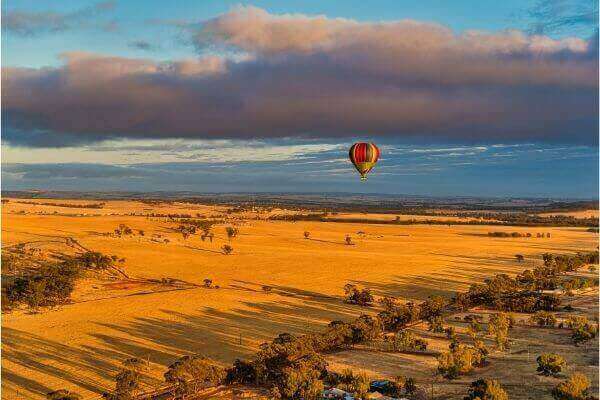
[128,40,158,51]
[2,143,597,197]
[3,163,148,179]
[526,0,598,36]
[2,7,598,146]
[2,1,116,37]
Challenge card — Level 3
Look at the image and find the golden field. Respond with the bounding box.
[1,199,598,399]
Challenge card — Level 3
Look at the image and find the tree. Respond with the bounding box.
[445,326,456,340]
[515,254,525,263]
[335,369,370,399]
[221,245,233,255]
[103,358,149,400]
[552,373,591,400]
[350,315,383,344]
[345,235,353,245]
[428,316,445,333]
[571,323,597,345]
[437,344,481,379]
[530,311,557,327]
[47,390,82,400]
[226,227,239,241]
[488,313,511,350]
[121,357,148,373]
[262,285,273,294]
[304,231,310,239]
[537,353,566,377]
[164,355,225,396]
[322,320,354,350]
[110,369,141,400]
[279,362,323,400]
[393,330,428,352]
[467,321,482,340]
[473,339,489,367]
[419,295,447,320]
[566,316,598,345]
[343,284,373,307]
[464,379,508,400]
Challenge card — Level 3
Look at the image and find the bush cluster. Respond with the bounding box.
[566,316,598,346]
[455,252,598,313]
[391,330,428,352]
[3,251,117,310]
[343,284,374,306]
[164,355,226,396]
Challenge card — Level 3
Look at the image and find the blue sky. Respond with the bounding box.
[2,1,598,197]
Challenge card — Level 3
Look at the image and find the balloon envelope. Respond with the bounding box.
[349,142,380,180]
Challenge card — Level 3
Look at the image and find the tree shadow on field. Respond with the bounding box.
[9,243,595,399]
[4,276,377,396]
[2,294,353,398]
[88,288,364,368]
[2,327,120,397]
[306,238,345,245]
[348,259,526,301]
[183,244,223,254]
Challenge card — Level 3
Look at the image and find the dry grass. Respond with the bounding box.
[1,199,597,399]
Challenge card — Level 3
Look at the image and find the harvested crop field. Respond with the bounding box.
[1,199,598,399]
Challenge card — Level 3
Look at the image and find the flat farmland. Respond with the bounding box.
[1,199,597,399]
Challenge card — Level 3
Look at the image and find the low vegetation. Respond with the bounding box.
[17,201,105,209]
[269,213,598,227]
[391,330,428,352]
[225,226,239,241]
[343,284,373,306]
[551,373,593,400]
[164,355,226,396]
[566,316,598,346]
[2,251,119,311]
[221,245,233,255]
[537,353,566,377]
[464,379,508,400]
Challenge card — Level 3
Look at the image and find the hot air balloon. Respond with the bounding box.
[349,142,380,181]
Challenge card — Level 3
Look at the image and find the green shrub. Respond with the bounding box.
[165,355,225,395]
[225,227,239,241]
[343,284,373,307]
[572,324,597,345]
[221,245,233,255]
[488,313,511,350]
[335,369,370,400]
[4,262,80,309]
[566,316,598,345]
[537,353,566,377]
[530,311,557,327]
[552,373,592,400]
[428,316,445,333]
[437,344,481,379]
[392,330,428,352]
[464,378,508,400]
[279,361,323,400]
